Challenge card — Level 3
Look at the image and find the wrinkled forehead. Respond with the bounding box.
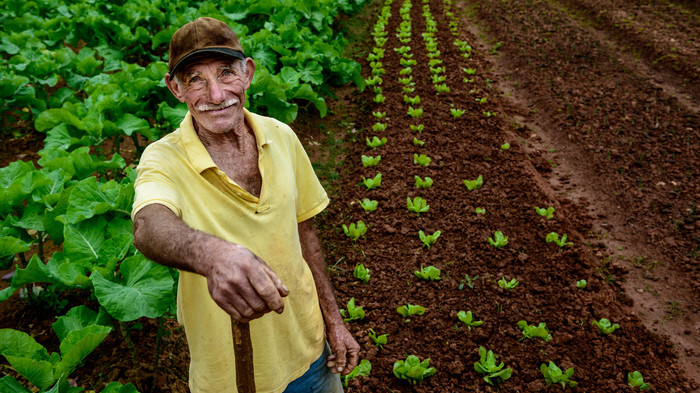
[177,54,241,77]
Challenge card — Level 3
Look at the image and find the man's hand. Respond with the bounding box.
[204,244,289,323]
[325,323,360,375]
[133,204,288,322]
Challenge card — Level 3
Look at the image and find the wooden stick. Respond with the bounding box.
[231,319,256,393]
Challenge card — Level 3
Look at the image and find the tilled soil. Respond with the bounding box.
[314,0,699,391]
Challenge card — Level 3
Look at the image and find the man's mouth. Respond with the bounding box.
[197,98,239,112]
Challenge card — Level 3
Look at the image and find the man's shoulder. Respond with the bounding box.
[246,110,296,139]
[140,129,184,160]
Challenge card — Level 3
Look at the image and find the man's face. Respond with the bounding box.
[165,56,254,135]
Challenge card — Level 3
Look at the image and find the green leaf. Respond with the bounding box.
[55,324,112,379]
[0,329,54,390]
[0,375,31,393]
[116,114,151,136]
[13,254,58,286]
[92,254,175,321]
[100,382,140,393]
[0,236,31,259]
[63,217,107,263]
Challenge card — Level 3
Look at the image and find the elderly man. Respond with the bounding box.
[131,17,359,392]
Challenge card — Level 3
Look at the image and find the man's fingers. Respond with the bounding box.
[343,344,360,376]
[248,262,287,314]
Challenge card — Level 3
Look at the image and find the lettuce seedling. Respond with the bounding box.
[517,320,552,342]
[399,67,412,75]
[498,277,519,290]
[342,359,371,388]
[407,106,424,118]
[459,274,479,290]
[419,230,441,249]
[576,279,587,289]
[359,198,378,212]
[340,298,365,322]
[373,94,385,104]
[628,371,651,390]
[474,346,513,385]
[394,45,411,54]
[364,75,383,86]
[429,58,443,67]
[393,355,436,385]
[435,83,450,93]
[541,361,578,389]
[361,173,382,190]
[592,318,619,335]
[429,66,445,74]
[475,207,486,215]
[400,58,417,66]
[457,310,483,330]
[450,108,465,118]
[372,122,387,132]
[399,76,413,85]
[403,85,416,94]
[353,264,370,283]
[361,155,381,167]
[414,175,433,189]
[463,67,477,75]
[366,136,387,149]
[373,86,382,94]
[410,124,424,132]
[407,197,429,216]
[535,206,555,219]
[404,95,420,105]
[501,142,511,150]
[413,153,431,166]
[413,137,425,147]
[489,231,508,248]
[397,304,426,319]
[342,221,367,241]
[368,329,388,349]
[431,74,446,84]
[414,265,441,281]
[546,232,573,248]
[464,175,483,190]
[372,111,386,118]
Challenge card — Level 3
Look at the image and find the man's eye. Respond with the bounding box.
[189,76,201,83]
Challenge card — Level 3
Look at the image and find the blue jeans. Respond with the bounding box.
[283,342,343,393]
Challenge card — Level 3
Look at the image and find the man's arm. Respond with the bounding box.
[298,219,360,376]
[133,203,289,322]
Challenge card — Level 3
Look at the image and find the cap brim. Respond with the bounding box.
[169,48,246,80]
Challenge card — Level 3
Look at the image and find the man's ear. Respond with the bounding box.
[243,58,255,89]
[164,74,186,103]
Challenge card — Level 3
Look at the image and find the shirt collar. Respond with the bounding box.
[179,108,270,174]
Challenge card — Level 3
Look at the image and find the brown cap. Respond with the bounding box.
[168,17,245,80]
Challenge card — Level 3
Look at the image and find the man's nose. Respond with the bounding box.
[207,79,225,103]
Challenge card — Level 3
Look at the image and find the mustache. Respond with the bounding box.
[196,98,239,112]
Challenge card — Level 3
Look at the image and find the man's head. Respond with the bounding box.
[165,17,255,135]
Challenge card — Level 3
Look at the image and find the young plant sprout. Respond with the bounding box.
[407,106,424,118]
[541,361,578,389]
[393,355,436,385]
[464,175,483,190]
[340,298,365,322]
[361,155,381,167]
[489,231,508,248]
[366,136,387,149]
[517,320,552,341]
[414,175,433,189]
[592,318,620,335]
[419,230,441,249]
[361,173,382,189]
[407,196,429,216]
[414,265,441,281]
[413,153,431,166]
[368,329,388,349]
[474,346,513,385]
[413,137,425,147]
[498,276,519,289]
[457,310,483,330]
[342,221,367,241]
[359,198,378,212]
[534,206,555,219]
[353,263,370,283]
[372,122,387,132]
[546,232,573,248]
[410,124,424,132]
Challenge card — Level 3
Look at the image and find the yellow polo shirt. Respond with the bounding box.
[132,109,328,393]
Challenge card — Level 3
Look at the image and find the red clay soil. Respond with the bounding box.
[1,0,698,392]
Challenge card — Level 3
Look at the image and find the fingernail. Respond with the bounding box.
[282,284,289,292]
[337,366,343,372]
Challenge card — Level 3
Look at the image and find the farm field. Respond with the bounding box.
[0,0,698,392]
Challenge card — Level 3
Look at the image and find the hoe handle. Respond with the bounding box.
[231,319,256,393]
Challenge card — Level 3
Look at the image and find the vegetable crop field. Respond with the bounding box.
[1,0,698,392]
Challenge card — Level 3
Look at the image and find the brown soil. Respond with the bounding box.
[1,0,698,392]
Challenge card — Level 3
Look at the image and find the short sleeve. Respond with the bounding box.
[291,134,329,223]
[132,144,182,220]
